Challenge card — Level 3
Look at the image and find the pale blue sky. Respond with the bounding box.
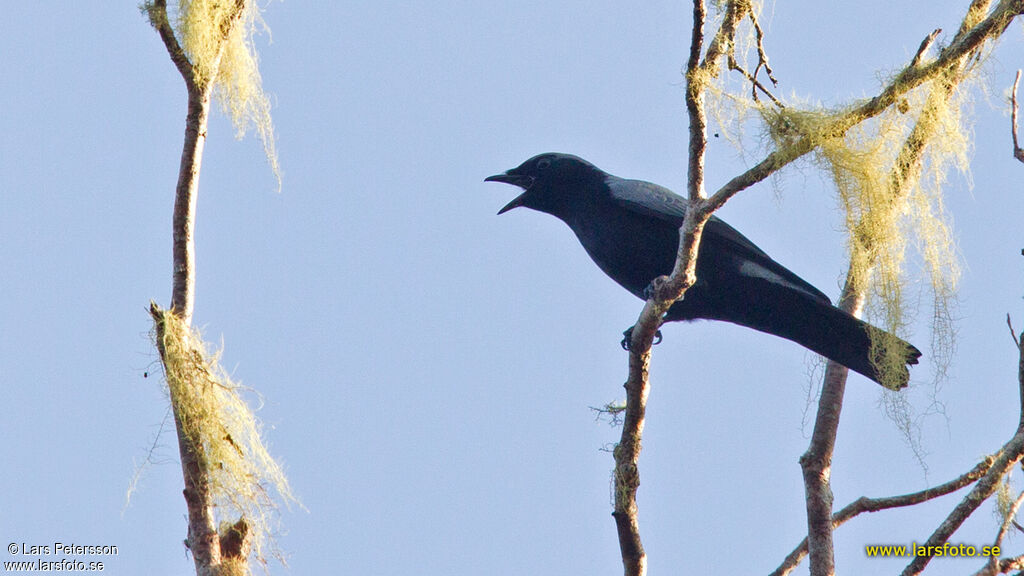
[1,2,1023,574]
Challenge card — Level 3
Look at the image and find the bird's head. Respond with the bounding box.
[485,153,604,217]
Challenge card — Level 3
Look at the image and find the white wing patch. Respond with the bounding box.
[738,261,822,299]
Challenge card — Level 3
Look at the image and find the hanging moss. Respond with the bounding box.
[151,303,297,571]
[144,0,281,188]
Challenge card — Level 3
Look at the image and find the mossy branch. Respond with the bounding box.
[144,2,289,574]
[150,304,295,575]
[704,0,1024,213]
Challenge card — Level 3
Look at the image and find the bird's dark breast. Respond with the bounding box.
[565,200,757,322]
[567,201,681,299]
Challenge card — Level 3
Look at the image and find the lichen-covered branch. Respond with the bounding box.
[145,2,261,575]
[797,4,1007,572]
[704,0,1024,214]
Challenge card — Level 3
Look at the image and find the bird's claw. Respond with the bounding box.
[620,327,663,351]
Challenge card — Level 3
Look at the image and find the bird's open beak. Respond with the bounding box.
[485,172,534,214]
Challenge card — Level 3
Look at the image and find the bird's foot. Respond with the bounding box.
[642,275,672,301]
[620,327,663,351]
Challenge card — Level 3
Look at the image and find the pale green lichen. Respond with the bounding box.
[152,304,297,571]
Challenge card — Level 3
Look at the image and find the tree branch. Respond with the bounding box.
[772,457,994,576]
[983,554,1024,575]
[687,0,709,203]
[704,0,1024,212]
[901,435,1024,575]
[147,2,253,575]
[168,0,248,325]
[901,317,1024,576]
[798,275,863,576]
[909,28,942,69]
[611,3,709,572]
[147,0,195,89]
[795,4,998,574]
[1012,70,1024,163]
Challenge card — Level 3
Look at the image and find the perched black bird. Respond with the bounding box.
[485,153,921,389]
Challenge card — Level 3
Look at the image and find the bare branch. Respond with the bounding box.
[1007,314,1019,350]
[772,457,994,576]
[902,433,1024,575]
[168,0,248,326]
[1012,70,1024,163]
[750,9,778,87]
[910,28,942,68]
[798,274,864,576]
[146,0,195,88]
[727,56,784,107]
[1018,315,1024,431]
[612,4,710,571]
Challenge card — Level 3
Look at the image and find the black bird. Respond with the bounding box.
[485,153,921,389]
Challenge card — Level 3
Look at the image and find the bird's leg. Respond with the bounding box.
[619,276,673,350]
[642,276,671,300]
[620,326,663,351]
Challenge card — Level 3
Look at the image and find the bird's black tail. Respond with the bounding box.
[667,283,921,389]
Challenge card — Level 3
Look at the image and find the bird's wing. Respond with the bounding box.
[606,178,689,220]
[608,177,831,303]
[607,178,773,259]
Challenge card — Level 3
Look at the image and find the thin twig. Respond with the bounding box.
[1008,314,1020,349]
[728,56,784,107]
[910,28,942,68]
[750,10,777,86]
[148,0,195,89]
[1012,70,1024,163]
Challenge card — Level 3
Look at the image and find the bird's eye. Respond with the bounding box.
[536,158,551,171]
